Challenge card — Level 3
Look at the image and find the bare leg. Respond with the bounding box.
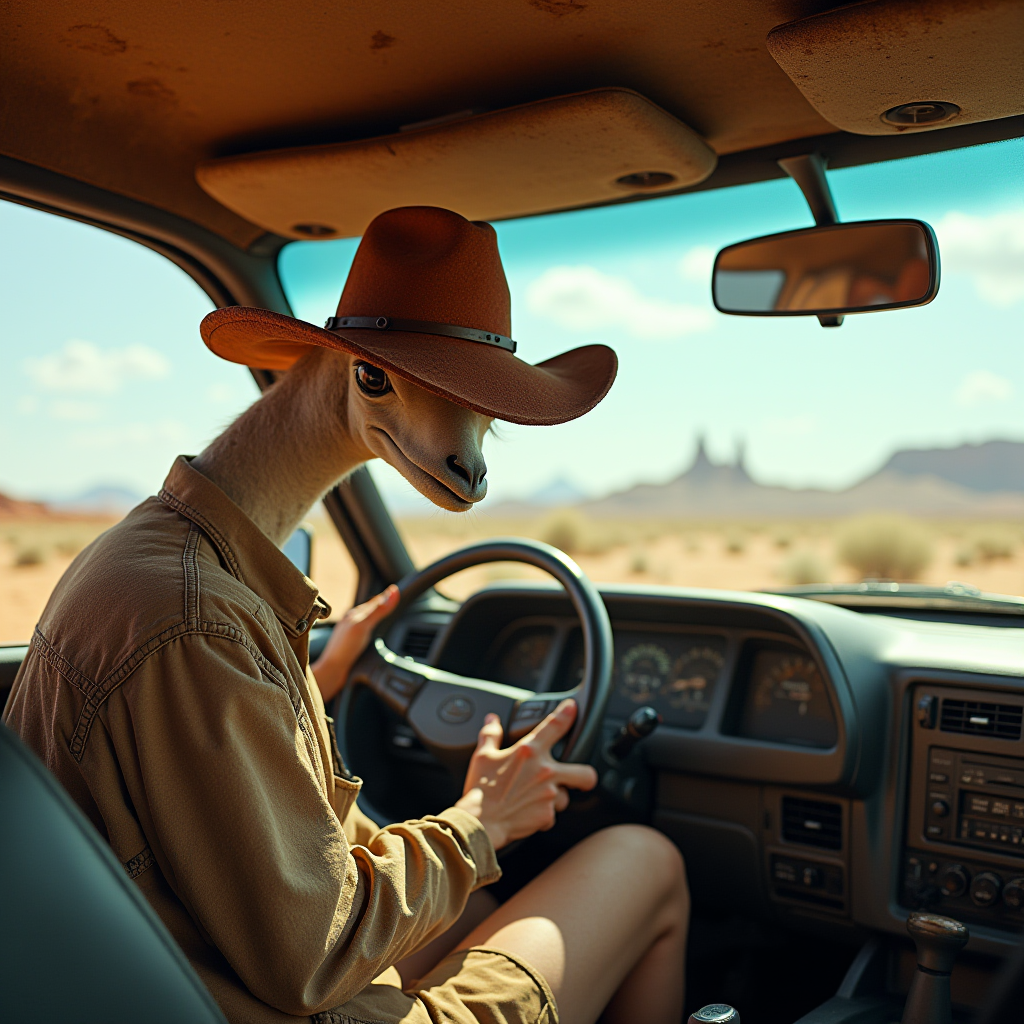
[395,889,500,988]
[455,824,689,1024]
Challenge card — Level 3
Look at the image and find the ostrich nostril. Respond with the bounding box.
[447,454,486,491]
[447,455,472,486]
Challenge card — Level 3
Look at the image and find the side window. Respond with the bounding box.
[0,202,353,643]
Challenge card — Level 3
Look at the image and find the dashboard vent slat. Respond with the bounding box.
[781,796,842,851]
[940,699,1022,741]
[401,626,439,661]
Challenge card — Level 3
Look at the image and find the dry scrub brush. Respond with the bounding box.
[836,515,932,581]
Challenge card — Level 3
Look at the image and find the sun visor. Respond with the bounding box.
[766,0,1024,136]
[196,88,717,240]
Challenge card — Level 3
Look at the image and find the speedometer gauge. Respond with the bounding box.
[664,645,724,712]
[619,643,671,703]
[740,648,837,748]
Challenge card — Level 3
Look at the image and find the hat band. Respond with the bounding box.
[324,315,516,354]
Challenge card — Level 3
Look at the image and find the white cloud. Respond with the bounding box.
[15,396,38,415]
[679,245,716,284]
[955,370,1014,408]
[50,400,103,422]
[23,339,171,394]
[525,265,713,339]
[936,209,1024,306]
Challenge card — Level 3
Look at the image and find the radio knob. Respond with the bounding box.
[930,798,950,818]
[970,872,1002,907]
[1002,877,1024,911]
[938,864,969,898]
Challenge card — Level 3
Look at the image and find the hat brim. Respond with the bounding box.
[201,307,617,426]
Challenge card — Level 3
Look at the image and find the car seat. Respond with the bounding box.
[0,723,227,1023]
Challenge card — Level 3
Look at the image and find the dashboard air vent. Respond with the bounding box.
[781,796,842,851]
[401,626,439,661]
[940,699,1022,741]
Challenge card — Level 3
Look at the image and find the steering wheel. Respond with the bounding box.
[346,538,614,771]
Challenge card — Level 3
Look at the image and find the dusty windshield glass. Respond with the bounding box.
[280,139,1024,600]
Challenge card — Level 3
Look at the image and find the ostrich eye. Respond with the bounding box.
[355,363,392,396]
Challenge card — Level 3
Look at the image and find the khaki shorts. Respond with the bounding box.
[314,947,558,1024]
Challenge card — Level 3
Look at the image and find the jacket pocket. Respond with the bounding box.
[329,772,363,822]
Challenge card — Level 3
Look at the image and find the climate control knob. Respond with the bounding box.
[929,798,950,818]
[1003,877,1024,911]
[938,864,969,898]
[970,872,1002,907]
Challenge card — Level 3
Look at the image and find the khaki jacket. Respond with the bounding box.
[3,457,499,1022]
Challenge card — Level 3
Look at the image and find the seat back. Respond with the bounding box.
[0,723,227,1023]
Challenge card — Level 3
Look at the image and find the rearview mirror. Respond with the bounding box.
[713,220,939,318]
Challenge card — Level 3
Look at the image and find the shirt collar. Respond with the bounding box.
[159,456,330,637]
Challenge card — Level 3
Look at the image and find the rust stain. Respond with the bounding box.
[528,0,587,16]
[65,24,127,55]
[370,30,396,50]
[126,77,177,103]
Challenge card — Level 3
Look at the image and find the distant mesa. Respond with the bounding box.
[0,492,55,521]
[878,440,1024,493]
[50,485,145,516]
[486,437,1024,520]
[528,477,589,507]
[0,484,145,520]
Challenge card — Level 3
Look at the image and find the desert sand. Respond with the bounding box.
[3,511,1022,645]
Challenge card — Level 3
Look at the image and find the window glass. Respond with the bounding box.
[0,203,356,643]
[279,139,1024,600]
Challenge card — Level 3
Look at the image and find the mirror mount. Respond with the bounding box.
[778,153,843,326]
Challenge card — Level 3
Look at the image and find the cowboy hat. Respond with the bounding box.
[200,206,617,426]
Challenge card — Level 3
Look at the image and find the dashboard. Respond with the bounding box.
[340,580,1024,964]
[483,619,838,748]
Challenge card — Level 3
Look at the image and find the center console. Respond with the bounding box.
[901,683,1024,931]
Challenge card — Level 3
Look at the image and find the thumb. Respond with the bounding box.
[475,713,503,753]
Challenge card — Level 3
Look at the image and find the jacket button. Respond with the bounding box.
[296,619,309,633]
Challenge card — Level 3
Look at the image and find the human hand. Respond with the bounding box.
[454,699,598,850]
[311,585,400,702]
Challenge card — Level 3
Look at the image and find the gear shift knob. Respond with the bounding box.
[902,912,968,1024]
[687,1005,740,1023]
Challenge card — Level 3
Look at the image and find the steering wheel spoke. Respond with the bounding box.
[344,538,613,777]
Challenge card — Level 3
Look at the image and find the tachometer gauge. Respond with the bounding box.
[492,626,553,689]
[619,643,671,703]
[743,649,837,747]
[665,645,724,712]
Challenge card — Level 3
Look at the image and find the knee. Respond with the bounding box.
[591,824,689,903]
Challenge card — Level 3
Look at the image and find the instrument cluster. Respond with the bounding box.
[484,619,837,745]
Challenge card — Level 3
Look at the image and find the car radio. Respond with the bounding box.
[922,747,1024,852]
[902,683,1024,930]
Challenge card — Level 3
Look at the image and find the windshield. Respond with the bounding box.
[280,138,1024,599]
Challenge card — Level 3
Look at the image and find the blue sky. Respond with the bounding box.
[1,137,1021,509]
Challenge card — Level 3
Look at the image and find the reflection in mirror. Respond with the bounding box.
[713,220,938,317]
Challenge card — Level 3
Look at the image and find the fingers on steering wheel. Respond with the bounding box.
[528,698,578,750]
[475,713,504,753]
[553,761,598,792]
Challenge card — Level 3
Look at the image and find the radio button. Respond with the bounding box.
[1004,878,1024,911]
[969,795,991,814]
[938,864,969,898]
[992,800,1011,817]
[929,772,949,784]
[1012,803,1024,819]
[970,872,1002,907]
